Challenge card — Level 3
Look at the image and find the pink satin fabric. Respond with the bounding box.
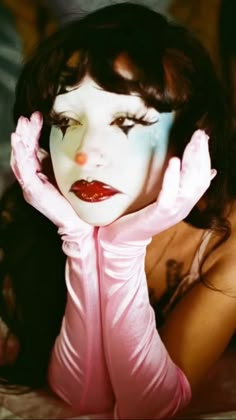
[48,232,191,419]
[47,231,114,415]
[98,234,191,419]
[11,114,211,418]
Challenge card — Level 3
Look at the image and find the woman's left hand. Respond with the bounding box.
[96,129,213,419]
[99,129,215,245]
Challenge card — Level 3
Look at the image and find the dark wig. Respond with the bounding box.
[13,2,235,231]
[0,2,235,388]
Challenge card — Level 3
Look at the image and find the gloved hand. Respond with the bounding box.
[10,112,91,240]
[100,129,215,246]
[10,112,114,414]
[97,129,214,419]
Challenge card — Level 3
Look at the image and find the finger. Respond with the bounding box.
[157,157,181,208]
[192,130,211,180]
[11,126,41,174]
[15,117,32,150]
[15,113,43,153]
[15,117,33,151]
[10,134,24,183]
[12,116,41,166]
[11,133,33,181]
[180,130,210,195]
[11,132,41,184]
[29,111,43,151]
[15,115,26,136]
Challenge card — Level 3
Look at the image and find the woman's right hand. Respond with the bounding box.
[10,112,92,236]
[11,113,113,410]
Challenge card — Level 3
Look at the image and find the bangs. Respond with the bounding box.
[15,16,203,124]
[56,25,199,114]
[14,3,211,131]
[12,2,231,230]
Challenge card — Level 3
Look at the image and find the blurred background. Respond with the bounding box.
[0,0,235,197]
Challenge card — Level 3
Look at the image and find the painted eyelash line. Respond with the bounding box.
[49,110,159,125]
[48,111,74,126]
[49,110,159,138]
[48,111,77,137]
[115,112,159,125]
[113,113,159,136]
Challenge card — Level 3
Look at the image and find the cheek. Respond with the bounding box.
[133,113,174,191]
[49,128,77,190]
[150,112,174,156]
[49,126,81,164]
[49,128,62,168]
[150,114,174,176]
[129,113,174,170]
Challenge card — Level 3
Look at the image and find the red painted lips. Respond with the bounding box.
[70,180,120,202]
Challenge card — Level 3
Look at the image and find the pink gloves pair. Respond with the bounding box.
[11,112,214,419]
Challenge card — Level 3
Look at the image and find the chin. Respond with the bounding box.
[71,196,132,227]
[77,212,121,227]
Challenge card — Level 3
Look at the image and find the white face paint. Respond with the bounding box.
[49,76,174,226]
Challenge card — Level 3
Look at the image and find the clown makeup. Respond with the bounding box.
[49,76,174,226]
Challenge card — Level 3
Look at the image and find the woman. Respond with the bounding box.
[0,2,235,418]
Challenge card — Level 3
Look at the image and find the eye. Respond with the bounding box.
[50,112,81,136]
[112,117,135,134]
[55,116,80,129]
[111,115,158,135]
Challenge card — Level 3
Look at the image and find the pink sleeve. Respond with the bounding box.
[98,235,191,419]
[47,232,114,416]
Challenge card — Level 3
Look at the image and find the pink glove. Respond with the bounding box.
[11,112,114,415]
[101,129,214,245]
[98,130,214,419]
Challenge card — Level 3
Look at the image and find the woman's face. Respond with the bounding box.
[49,76,174,226]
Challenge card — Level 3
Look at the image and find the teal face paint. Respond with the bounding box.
[50,76,175,225]
[129,111,174,159]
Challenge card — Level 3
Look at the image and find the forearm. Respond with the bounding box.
[48,232,114,415]
[10,112,115,414]
[98,240,191,419]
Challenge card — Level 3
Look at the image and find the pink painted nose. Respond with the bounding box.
[74,151,88,165]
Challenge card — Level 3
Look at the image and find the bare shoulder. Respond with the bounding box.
[160,203,236,390]
[203,201,236,293]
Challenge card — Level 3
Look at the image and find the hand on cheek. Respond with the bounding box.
[99,129,215,244]
[11,112,93,235]
[95,131,214,418]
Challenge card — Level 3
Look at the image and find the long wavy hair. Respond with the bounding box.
[0,2,235,387]
[13,2,235,229]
